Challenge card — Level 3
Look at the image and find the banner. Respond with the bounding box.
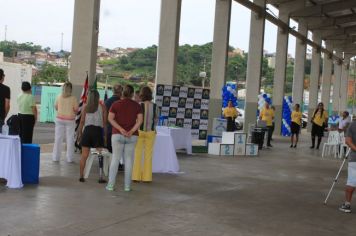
[155,84,210,140]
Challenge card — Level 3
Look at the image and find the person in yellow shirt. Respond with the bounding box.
[290,104,302,148]
[259,103,274,147]
[311,102,328,149]
[223,101,239,132]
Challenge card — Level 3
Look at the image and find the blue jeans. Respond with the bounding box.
[108,134,137,189]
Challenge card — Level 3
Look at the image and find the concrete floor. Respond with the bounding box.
[1,133,356,236]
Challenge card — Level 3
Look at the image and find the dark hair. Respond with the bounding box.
[0,69,4,78]
[295,104,300,109]
[123,85,134,98]
[21,81,32,92]
[85,90,99,113]
[314,102,324,118]
[113,84,122,96]
[344,111,349,116]
[140,86,153,102]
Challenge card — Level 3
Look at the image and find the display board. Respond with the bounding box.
[155,84,210,140]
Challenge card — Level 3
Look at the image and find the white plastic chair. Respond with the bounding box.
[84,148,112,180]
[339,132,350,159]
[322,131,340,158]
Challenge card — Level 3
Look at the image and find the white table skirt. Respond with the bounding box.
[0,135,23,188]
[152,134,179,173]
[156,126,192,154]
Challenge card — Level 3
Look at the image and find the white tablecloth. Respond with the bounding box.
[152,134,180,173]
[156,126,192,154]
[0,135,23,188]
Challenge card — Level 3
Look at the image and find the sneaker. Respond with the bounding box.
[106,184,115,191]
[124,187,131,192]
[294,145,297,148]
[267,144,273,147]
[339,203,351,213]
[290,144,293,148]
[79,177,85,182]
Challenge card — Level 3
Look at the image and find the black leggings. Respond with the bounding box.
[18,114,35,143]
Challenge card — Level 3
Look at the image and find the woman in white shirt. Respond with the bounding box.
[77,90,107,182]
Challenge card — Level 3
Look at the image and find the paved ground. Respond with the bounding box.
[1,132,355,236]
[33,122,55,145]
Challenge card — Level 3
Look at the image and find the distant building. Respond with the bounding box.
[17,50,32,59]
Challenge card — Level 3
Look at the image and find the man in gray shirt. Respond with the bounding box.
[339,120,356,213]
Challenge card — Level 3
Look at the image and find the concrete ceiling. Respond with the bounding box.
[268,0,356,58]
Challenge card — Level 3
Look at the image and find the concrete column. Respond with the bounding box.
[272,7,290,135]
[208,0,232,134]
[243,0,266,133]
[320,42,333,111]
[155,0,182,86]
[292,21,307,106]
[307,34,321,132]
[331,51,343,114]
[70,0,100,91]
[340,55,351,113]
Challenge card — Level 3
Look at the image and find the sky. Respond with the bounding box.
[0,0,299,56]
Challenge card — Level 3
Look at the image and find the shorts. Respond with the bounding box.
[81,125,104,148]
[347,162,356,187]
[291,122,300,134]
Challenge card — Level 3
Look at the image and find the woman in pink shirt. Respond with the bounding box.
[52,82,79,162]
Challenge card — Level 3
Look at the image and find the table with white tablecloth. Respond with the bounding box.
[0,135,23,188]
[152,134,180,173]
[152,127,193,173]
[156,126,192,154]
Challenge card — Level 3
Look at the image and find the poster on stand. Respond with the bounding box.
[155,84,210,140]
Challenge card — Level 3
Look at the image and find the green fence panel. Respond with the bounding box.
[40,86,61,123]
[40,86,113,123]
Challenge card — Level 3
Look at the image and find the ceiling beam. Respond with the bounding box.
[317,25,356,39]
[308,14,356,30]
[290,0,356,18]
[332,41,356,49]
[266,0,296,5]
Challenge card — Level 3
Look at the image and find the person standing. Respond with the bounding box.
[290,104,302,148]
[0,69,10,133]
[339,111,351,133]
[223,101,238,132]
[104,84,122,153]
[271,105,276,140]
[106,85,143,192]
[77,90,107,182]
[52,82,79,162]
[132,86,158,183]
[17,81,37,143]
[310,102,328,149]
[339,120,356,213]
[259,103,274,147]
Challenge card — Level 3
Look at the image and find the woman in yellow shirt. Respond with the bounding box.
[223,101,239,132]
[311,102,328,149]
[290,104,302,148]
[52,82,79,162]
[259,103,274,147]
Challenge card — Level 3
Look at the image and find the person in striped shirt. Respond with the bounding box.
[132,86,158,182]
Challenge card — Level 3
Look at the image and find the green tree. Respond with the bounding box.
[33,63,68,84]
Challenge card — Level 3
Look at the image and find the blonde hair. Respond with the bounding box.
[62,82,72,98]
[86,90,99,113]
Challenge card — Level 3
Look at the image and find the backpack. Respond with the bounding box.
[6,115,20,135]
